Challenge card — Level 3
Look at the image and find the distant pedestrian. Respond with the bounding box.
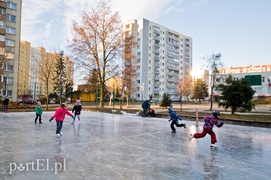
[3,96,9,113]
[34,101,43,124]
[141,99,151,117]
[168,105,186,133]
[49,103,75,137]
[71,100,82,124]
[189,111,224,148]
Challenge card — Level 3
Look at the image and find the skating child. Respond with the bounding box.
[71,100,82,124]
[189,111,224,147]
[49,103,75,137]
[168,105,186,133]
[34,102,43,124]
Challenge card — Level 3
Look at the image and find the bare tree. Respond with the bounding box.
[39,53,58,110]
[204,53,224,110]
[68,1,123,107]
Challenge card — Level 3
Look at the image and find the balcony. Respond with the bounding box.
[154,90,159,94]
[167,85,176,89]
[154,29,161,34]
[154,84,159,88]
[154,56,160,61]
[154,43,160,48]
[154,36,160,41]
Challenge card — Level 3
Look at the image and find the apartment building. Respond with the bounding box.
[215,64,271,97]
[123,19,192,101]
[0,0,22,101]
[18,41,30,96]
[19,41,74,99]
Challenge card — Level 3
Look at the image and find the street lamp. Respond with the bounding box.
[96,84,99,109]
[140,83,145,101]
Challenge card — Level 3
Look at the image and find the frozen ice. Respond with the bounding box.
[0,111,270,179]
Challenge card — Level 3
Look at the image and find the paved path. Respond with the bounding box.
[0,111,270,179]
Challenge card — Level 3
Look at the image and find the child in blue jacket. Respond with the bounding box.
[168,105,186,133]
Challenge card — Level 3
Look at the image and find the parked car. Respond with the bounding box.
[49,100,56,104]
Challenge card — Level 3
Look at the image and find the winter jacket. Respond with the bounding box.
[168,106,181,122]
[142,100,150,109]
[3,98,9,105]
[35,105,43,115]
[203,115,223,129]
[72,105,82,115]
[52,107,73,121]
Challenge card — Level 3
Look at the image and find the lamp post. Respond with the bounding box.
[113,83,115,109]
[96,84,99,109]
[140,83,145,101]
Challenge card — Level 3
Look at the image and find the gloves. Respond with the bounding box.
[168,119,172,122]
[49,117,53,122]
[219,122,224,127]
[72,115,76,120]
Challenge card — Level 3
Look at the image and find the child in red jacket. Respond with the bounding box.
[49,103,75,137]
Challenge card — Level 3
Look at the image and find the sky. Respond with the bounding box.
[21,0,271,73]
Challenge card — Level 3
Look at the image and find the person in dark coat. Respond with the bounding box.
[3,96,10,113]
[141,99,151,117]
[72,100,82,124]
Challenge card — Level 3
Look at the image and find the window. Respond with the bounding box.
[1,0,7,2]
[0,8,6,15]
[5,65,13,71]
[7,2,17,10]
[0,35,5,42]
[6,14,16,22]
[6,77,13,84]
[5,39,15,47]
[6,26,15,34]
[0,21,5,28]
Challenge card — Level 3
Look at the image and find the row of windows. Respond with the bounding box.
[0,2,17,10]
[0,35,15,46]
[0,21,16,34]
[0,10,17,22]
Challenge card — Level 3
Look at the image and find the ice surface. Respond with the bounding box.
[0,111,270,179]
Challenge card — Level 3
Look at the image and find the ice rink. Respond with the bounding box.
[0,111,270,179]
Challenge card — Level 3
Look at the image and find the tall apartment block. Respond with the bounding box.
[0,0,22,101]
[123,19,192,101]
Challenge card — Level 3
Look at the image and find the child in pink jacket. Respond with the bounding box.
[49,103,75,137]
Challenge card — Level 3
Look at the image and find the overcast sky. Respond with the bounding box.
[21,0,271,71]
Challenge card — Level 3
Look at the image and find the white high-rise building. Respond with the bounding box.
[123,19,192,101]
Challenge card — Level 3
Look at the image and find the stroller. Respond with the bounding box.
[142,108,155,117]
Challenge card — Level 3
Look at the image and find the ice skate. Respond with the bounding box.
[56,134,61,137]
[210,143,218,148]
[189,134,194,140]
[171,130,176,133]
[183,124,186,129]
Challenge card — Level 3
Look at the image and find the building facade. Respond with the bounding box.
[0,0,22,101]
[123,19,192,101]
[215,64,271,97]
[19,41,74,99]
